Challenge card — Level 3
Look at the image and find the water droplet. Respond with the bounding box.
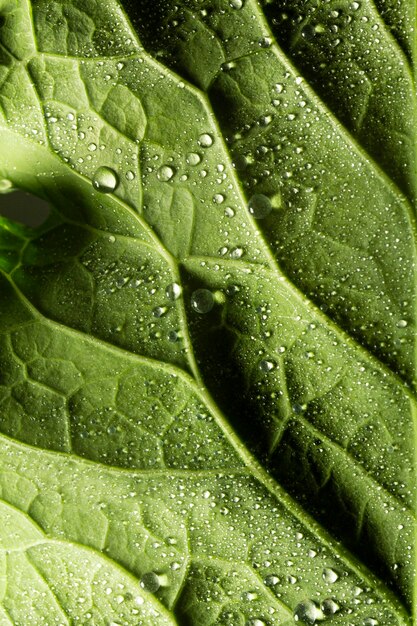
[259,36,272,48]
[321,598,340,616]
[157,165,175,182]
[0,179,13,193]
[259,359,275,372]
[191,289,214,314]
[230,0,243,8]
[126,170,135,181]
[275,83,284,93]
[140,572,162,593]
[264,575,279,586]
[322,568,339,584]
[186,152,201,165]
[397,319,408,328]
[92,166,119,193]
[294,600,322,624]
[213,193,225,204]
[364,619,379,626]
[166,282,182,300]
[88,142,97,152]
[153,306,167,318]
[224,207,235,217]
[301,24,316,40]
[198,133,214,147]
[230,247,244,259]
[248,193,273,219]
[116,61,125,70]
[246,620,266,626]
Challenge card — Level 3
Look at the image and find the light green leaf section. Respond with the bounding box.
[0,0,415,624]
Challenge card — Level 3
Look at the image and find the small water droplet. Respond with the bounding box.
[230,0,243,8]
[198,133,214,147]
[364,619,379,626]
[116,61,125,70]
[248,193,273,219]
[191,289,214,314]
[213,193,225,204]
[126,170,135,181]
[224,207,235,217]
[264,575,279,586]
[166,282,182,300]
[322,568,339,584]
[88,142,97,152]
[246,620,266,626]
[157,165,175,182]
[92,166,119,193]
[275,83,284,93]
[186,152,201,165]
[397,319,408,328]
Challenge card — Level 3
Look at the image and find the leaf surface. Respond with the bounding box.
[0,0,416,624]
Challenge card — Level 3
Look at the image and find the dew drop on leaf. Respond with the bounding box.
[259,359,276,372]
[0,179,13,193]
[321,598,340,615]
[140,572,162,593]
[198,133,214,147]
[293,600,322,624]
[259,36,272,48]
[157,165,175,181]
[92,166,119,193]
[186,152,201,165]
[396,319,408,328]
[322,567,339,583]
[230,0,244,8]
[125,170,135,181]
[248,193,273,219]
[191,289,214,314]
[152,306,167,318]
[166,282,182,300]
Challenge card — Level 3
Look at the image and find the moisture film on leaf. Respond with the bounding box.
[0,0,415,624]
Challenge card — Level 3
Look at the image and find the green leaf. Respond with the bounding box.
[0,0,415,624]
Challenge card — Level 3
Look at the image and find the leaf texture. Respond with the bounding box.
[0,0,416,624]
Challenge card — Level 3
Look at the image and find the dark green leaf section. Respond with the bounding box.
[126,0,417,386]
[0,0,415,624]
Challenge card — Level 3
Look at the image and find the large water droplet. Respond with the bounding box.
[230,0,243,8]
[293,600,322,624]
[92,167,119,193]
[322,568,339,584]
[157,165,175,182]
[0,179,13,193]
[191,289,214,314]
[198,133,214,147]
[321,598,340,616]
[187,152,201,165]
[166,282,182,301]
[140,572,161,593]
[248,193,272,219]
